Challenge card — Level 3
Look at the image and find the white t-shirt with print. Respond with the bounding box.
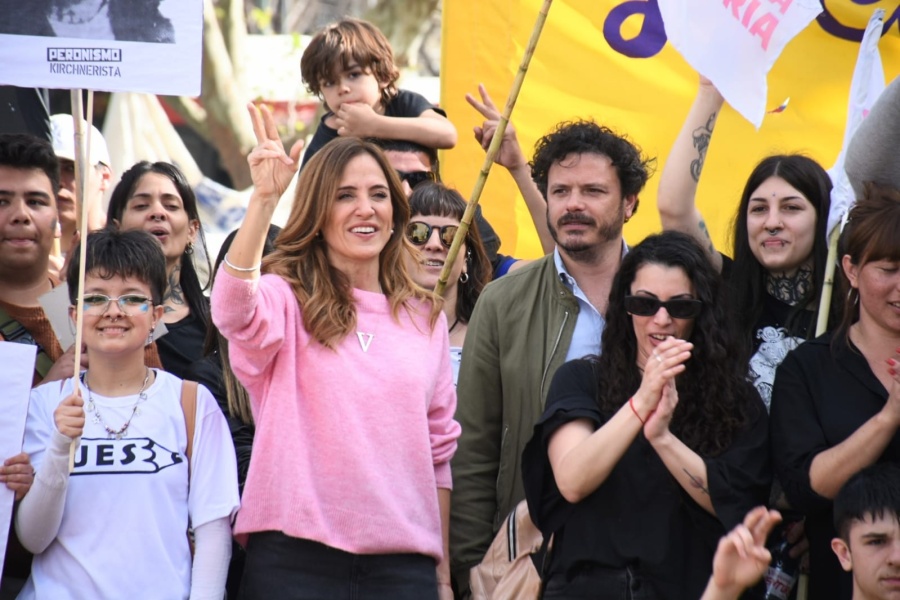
[19,370,239,600]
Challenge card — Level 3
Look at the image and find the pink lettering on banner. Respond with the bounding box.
[723,0,781,50]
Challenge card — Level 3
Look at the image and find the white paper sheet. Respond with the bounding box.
[0,342,37,577]
[0,0,202,95]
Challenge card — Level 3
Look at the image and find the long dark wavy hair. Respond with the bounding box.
[730,155,841,350]
[408,182,492,325]
[595,231,757,456]
[107,161,211,333]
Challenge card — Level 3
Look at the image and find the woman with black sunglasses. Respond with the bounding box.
[404,182,492,384]
[522,231,771,599]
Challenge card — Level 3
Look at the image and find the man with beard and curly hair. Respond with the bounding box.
[449,119,654,597]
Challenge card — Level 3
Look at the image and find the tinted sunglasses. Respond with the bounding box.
[397,170,436,189]
[407,221,459,249]
[624,295,702,319]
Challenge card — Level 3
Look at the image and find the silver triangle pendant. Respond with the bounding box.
[356,331,374,353]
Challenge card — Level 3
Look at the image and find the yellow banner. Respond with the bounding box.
[441,1,900,258]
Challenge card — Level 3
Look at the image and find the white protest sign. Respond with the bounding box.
[657,0,823,129]
[0,0,202,96]
[0,342,37,577]
[827,9,885,236]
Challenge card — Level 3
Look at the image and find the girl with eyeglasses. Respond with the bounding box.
[403,182,492,384]
[522,231,770,599]
[15,229,239,599]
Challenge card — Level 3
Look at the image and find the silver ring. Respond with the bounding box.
[654,353,663,363]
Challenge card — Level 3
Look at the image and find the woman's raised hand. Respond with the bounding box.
[632,337,692,426]
[246,103,305,201]
[54,391,84,440]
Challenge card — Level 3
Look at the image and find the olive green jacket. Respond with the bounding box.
[450,255,578,591]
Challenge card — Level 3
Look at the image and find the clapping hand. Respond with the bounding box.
[631,337,692,433]
[246,103,305,201]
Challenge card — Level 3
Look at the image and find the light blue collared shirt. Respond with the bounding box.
[554,242,628,361]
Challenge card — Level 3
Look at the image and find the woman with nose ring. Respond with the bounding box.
[107,162,212,379]
[522,231,770,599]
[657,76,841,410]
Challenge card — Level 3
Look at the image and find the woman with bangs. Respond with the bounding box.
[770,184,900,600]
[403,182,492,383]
[522,231,770,599]
[211,105,460,600]
[107,161,212,379]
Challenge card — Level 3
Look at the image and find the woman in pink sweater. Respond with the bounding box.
[211,104,460,600]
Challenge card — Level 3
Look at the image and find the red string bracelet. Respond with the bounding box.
[629,396,645,425]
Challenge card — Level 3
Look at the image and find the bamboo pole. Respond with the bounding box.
[435,0,554,295]
[68,89,94,473]
[815,224,841,336]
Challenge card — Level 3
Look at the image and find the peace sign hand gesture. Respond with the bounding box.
[465,84,528,171]
[246,103,305,202]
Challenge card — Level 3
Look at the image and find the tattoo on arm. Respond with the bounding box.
[689,112,717,183]
[163,267,185,313]
[697,219,715,255]
[683,468,710,496]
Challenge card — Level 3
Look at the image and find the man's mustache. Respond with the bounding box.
[557,213,597,227]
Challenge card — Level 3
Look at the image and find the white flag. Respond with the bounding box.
[657,0,823,129]
[826,9,885,236]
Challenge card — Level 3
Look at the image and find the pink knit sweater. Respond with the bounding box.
[211,269,460,561]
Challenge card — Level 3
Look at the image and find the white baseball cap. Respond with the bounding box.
[50,114,111,167]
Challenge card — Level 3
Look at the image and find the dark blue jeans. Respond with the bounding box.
[237,531,438,600]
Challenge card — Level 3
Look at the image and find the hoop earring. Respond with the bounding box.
[847,287,859,306]
[459,272,469,284]
[185,242,194,255]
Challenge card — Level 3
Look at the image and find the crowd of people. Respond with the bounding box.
[0,14,899,600]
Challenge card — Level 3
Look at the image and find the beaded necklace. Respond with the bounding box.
[82,368,152,440]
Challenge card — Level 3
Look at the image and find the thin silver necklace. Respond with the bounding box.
[82,368,152,440]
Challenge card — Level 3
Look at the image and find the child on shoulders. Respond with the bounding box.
[299,17,457,169]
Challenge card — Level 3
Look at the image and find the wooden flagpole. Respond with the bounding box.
[435,0,554,295]
[68,89,95,473]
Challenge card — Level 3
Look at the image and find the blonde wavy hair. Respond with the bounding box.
[262,137,441,348]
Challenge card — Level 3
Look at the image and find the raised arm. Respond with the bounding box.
[466,84,554,256]
[225,103,304,279]
[657,77,724,271]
